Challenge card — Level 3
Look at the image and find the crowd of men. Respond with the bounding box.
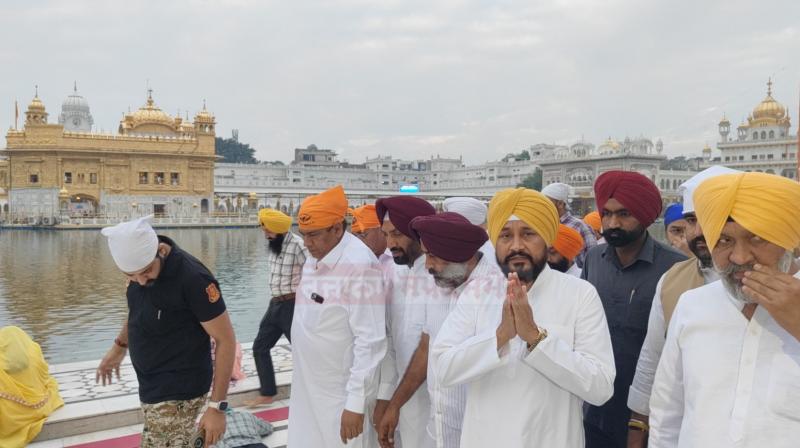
[95,168,800,448]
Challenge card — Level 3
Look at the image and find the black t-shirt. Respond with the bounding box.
[126,235,226,404]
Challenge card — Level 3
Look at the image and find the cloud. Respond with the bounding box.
[1,0,798,165]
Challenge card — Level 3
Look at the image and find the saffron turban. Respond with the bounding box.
[258,208,292,234]
[552,224,584,262]
[101,215,159,273]
[298,185,349,231]
[663,203,684,227]
[694,172,800,251]
[442,197,487,225]
[487,188,559,245]
[409,212,488,262]
[678,165,740,215]
[594,170,662,228]
[350,204,381,233]
[376,196,436,238]
[583,211,602,233]
[541,182,571,203]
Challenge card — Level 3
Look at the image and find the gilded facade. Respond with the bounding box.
[2,89,216,223]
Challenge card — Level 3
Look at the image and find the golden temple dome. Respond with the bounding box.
[702,143,712,153]
[194,100,214,123]
[751,79,786,121]
[130,91,175,127]
[28,88,46,112]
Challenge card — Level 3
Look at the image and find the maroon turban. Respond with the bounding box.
[376,196,436,238]
[594,170,662,227]
[409,212,488,263]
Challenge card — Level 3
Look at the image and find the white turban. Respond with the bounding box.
[101,215,159,273]
[443,197,487,225]
[678,166,740,214]
[541,182,571,203]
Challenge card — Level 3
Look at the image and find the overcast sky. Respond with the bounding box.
[1,0,798,165]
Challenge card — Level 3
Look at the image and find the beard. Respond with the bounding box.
[688,235,712,268]
[268,233,286,255]
[716,251,794,304]
[392,241,422,267]
[429,262,471,289]
[497,250,547,284]
[548,258,570,273]
[602,225,645,247]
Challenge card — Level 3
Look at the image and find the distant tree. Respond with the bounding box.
[215,137,258,164]
[518,168,542,191]
[503,150,531,162]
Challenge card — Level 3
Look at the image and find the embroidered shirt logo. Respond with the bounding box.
[206,283,221,303]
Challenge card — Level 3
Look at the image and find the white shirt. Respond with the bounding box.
[288,232,387,447]
[649,272,800,448]
[424,253,501,448]
[432,264,616,448]
[628,263,717,415]
[479,239,496,265]
[376,254,433,448]
[566,263,582,277]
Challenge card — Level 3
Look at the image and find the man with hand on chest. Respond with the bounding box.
[96,215,236,448]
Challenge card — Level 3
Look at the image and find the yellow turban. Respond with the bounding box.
[298,185,349,231]
[487,188,559,245]
[350,204,380,233]
[258,208,292,234]
[694,172,800,251]
[0,326,64,446]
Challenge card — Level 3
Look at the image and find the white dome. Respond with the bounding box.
[58,82,93,131]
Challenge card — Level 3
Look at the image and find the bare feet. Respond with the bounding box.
[244,395,275,408]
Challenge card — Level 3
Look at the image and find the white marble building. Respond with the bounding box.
[530,137,695,214]
[214,151,539,213]
[705,79,797,179]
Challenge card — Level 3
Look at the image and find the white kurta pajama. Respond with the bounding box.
[376,255,433,448]
[649,272,800,448]
[289,232,387,447]
[424,251,502,448]
[432,264,616,448]
[627,266,718,416]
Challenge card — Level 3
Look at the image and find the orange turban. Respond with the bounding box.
[298,185,348,231]
[350,204,381,233]
[583,211,601,233]
[552,224,584,262]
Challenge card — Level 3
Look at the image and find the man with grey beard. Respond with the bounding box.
[406,212,500,448]
[649,172,800,448]
[626,166,738,447]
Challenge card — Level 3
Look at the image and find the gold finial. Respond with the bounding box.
[34,84,39,98]
[202,98,207,110]
[73,81,77,94]
[767,78,773,96]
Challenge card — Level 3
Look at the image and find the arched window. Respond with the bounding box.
[760,131,766,139]
[769,130,775,139]
[753,132,758,140]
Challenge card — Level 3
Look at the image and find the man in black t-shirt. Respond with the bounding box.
[96,216,237,447]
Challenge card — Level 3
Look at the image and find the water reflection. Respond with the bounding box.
[0,228,270,364]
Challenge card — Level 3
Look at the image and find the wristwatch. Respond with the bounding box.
[208,400,229,412]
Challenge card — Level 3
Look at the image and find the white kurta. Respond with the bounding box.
[627,264,717,415]
[566,263,582,277]
[649,272,800,448]
[289,232,387,448]
[424,253,501,448]
[376,254,432,448]
[432,264,616,448]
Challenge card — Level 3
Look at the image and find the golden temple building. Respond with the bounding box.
[1,88,216,224]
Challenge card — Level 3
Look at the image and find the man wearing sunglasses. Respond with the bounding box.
[96,215,236,448]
